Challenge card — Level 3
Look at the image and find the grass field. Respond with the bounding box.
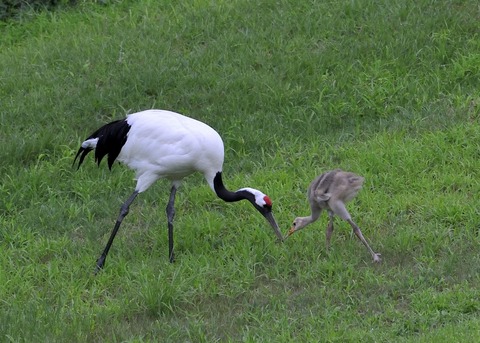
[1,0,479,341]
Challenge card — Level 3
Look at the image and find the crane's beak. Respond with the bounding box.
[263,212,284,242]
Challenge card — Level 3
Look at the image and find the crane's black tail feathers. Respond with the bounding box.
[73,146,93,170]
[73,119,131,170]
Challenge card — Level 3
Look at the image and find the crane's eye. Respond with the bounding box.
[292,222,296,227]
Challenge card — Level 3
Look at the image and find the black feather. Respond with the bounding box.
[73,146,93,170]
[73,119,131,170]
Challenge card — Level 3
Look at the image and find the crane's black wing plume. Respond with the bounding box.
[73,145,93,170]
[73,119,131,170]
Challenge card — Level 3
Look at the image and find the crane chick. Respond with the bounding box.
[286,170,381,263]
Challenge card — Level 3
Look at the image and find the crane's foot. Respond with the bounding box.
[372,253,382,263]
[94,255,106,274]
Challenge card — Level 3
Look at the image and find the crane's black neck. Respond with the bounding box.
[213,172,250,203]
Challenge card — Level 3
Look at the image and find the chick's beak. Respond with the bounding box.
[285,226,296,239]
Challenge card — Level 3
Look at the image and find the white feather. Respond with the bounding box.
[238,187,268,206]
[81,138,99,149]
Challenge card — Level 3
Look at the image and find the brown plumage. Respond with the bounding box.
[286,170,381,263]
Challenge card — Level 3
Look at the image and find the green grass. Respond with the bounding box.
[1,0,480,341]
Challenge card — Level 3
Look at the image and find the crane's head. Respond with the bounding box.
[213,172,283,242]
[238,187,284,242]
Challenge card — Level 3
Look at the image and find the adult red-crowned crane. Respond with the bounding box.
[74,109,283,273]
[285,169,381,263]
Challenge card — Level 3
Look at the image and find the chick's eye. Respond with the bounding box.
[292,222,296,227]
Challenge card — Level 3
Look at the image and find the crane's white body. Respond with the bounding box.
[81,110,224,192]
[120,110,224,192]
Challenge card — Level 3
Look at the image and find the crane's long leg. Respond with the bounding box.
[166,185,178,263]
[326,210,335,251]
[347,219,381,263]
[95,190,139,274]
